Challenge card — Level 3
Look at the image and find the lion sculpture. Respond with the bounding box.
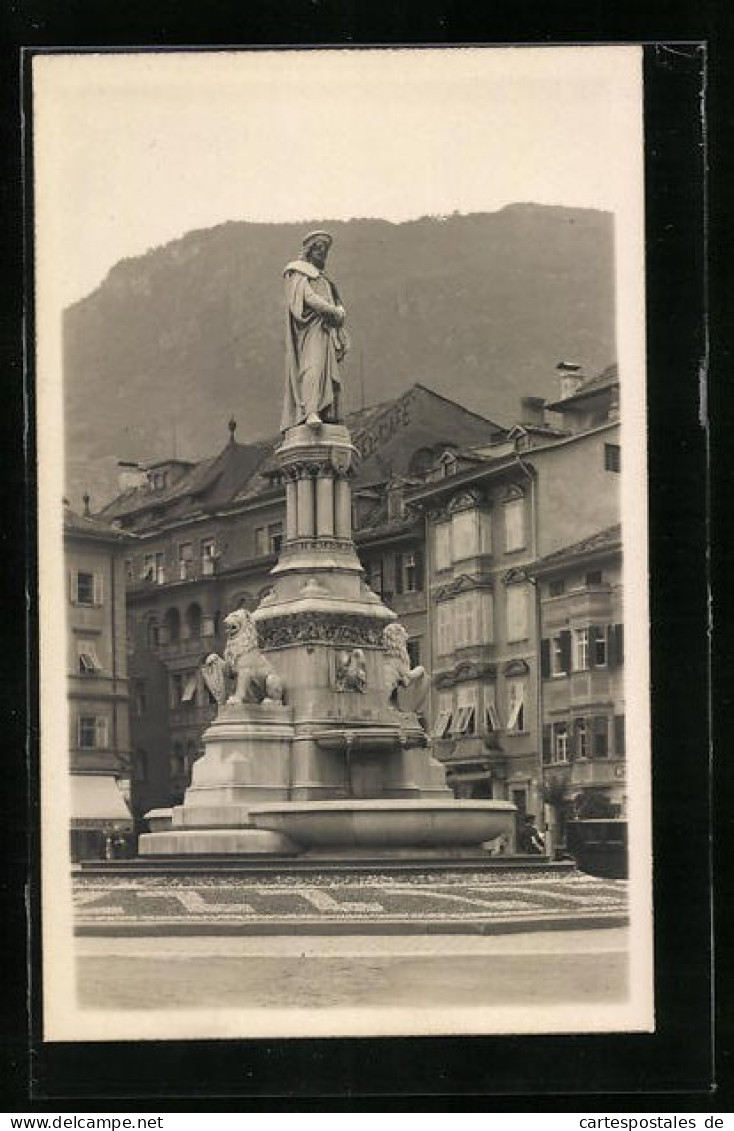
[383,622,429,714]
[202,608,284,707]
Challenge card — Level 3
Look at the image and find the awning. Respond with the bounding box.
[70,775,133,830]
[446,771,492,784]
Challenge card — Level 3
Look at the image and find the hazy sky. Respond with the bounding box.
[34,46,642,308]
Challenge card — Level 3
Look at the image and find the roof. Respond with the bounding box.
[533,523,622,572]
[63,502,135,542]
[546,364,619,410]
[99,439,272,523]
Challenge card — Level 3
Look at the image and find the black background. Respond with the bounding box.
[0,0,729,1111]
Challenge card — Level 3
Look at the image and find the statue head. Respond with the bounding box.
[222,607,259,651]
[302,230,333,270]
[383,622,410,663]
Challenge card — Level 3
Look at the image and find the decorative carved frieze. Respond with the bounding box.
[503,658,530,675]
[447,488,485,513]
[433,661,497,688]
[279,537,356,554]
[259,612,387,649]
[503,567,532,586]
[434,573,494,601]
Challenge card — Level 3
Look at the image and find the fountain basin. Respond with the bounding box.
[248,799,516,850]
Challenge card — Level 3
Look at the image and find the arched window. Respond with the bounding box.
[164,606,181,644]
[185,602,202,639]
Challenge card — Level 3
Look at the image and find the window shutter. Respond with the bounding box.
[560,630,572,673]
[566,724,576,760]
[615,623,624,665]
[542,724,552,760]
[69,571,78,603]
[415,549,424,592]
[607,624,616,666]
[93,573,104,606]
[614,714,626,756]
[540,638,551,679]
[95,717,108,749]
[394,554,403,595]
[589,626,599,668]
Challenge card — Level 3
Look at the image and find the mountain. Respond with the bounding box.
[63,206,615,507]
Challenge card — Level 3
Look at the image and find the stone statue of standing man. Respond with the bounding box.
[281,230,350,432]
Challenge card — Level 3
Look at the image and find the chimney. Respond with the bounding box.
[520,396,546,428]
[556,361,584,401]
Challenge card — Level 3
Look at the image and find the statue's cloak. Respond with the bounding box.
[281,259,345,432]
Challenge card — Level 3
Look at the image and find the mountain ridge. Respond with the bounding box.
[63,204,616,507]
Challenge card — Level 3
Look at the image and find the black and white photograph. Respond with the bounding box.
[34,45,652,1042]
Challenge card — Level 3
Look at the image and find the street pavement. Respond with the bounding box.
[76,927,629,1010]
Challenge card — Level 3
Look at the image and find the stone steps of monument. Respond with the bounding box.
[78,854,575,878]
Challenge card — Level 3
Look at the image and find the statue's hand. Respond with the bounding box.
[332,305,346,327]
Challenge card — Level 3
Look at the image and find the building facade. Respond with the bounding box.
[64,501,135,859]
[534,523,625,852]
[406,367,621,844]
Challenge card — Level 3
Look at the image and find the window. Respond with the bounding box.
[552,633,571,676]
[549,579,565,597]
[553,722,568,763]
[604,444,621,473]
[78,716,108,749]
[574,627,590,671]
[433,691,454,738]
[506,679,526,733]
[201,539,217,574]
[503,497,525,552]
[124,559,134,582]
[406,638,421,668]
[169,672,184,708]
[592,715,609,758]
[592,625,608,666]
[72,570,102,606]
[434,523,451,570]
[454,684,478,736]
[574,717,588,758]
[398,551,423,594]
[182,672,198,704]
[143,553,165,584]
[268,523,283,554]
[453,592,477,649]
[585,570,603,586]
[436,602,453,656]
[452,509,479,560]
[506,585,528,642]
[178,542,194,580]
[133,679,148,716]
[77,640,102,674]
[366,559,383,596]
[255,527,268,556]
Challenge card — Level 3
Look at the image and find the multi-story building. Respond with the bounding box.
[406,366,621,842]
[97,384,504,823]
[533,523,625,851]
[64,500,135,859]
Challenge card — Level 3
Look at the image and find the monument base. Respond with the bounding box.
[137,827,302,856]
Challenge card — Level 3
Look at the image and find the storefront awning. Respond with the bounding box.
[445,768,492,783]
[70,775,132,829]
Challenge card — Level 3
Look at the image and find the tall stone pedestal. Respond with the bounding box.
[139,418,514,857]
